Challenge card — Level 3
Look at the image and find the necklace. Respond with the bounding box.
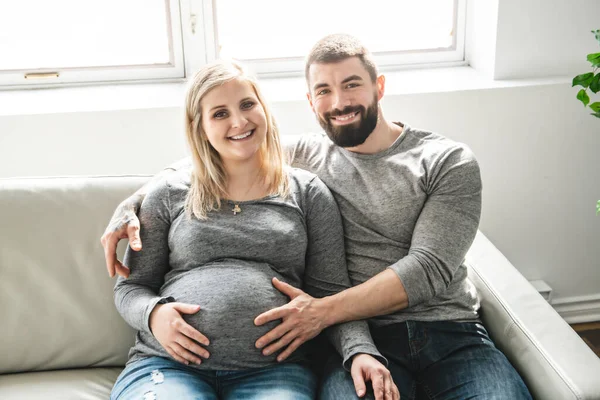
[229,172,262,216]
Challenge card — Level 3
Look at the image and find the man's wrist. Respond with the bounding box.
[129,192,145,214]
[317,295,340,328]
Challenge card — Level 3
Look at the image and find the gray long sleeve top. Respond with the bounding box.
[289,123,483,327]
[114,167,383,370]
[162,122,482,327]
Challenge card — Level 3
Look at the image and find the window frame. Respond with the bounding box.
[0,0,466,89]
[0,0,186,89]
[205,0,467,78]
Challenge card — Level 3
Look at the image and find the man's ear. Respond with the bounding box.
[306,92,315,112]
[376,75,385,101]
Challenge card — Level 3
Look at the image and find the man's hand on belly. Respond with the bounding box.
[254,278,329,361]
[149,302,211,365]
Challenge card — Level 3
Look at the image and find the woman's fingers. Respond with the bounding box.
[175,333,210,360]
[170,341,203,365]
[165,345,191,365]
[179,320,210,347]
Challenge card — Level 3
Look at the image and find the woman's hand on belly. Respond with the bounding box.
[149,302,211,365]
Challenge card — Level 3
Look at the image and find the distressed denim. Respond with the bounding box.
[319,320,532,400]
[111,356,316,400]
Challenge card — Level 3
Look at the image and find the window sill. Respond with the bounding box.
[0,67,572,117]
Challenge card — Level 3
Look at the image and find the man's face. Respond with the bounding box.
[307,57,383,148]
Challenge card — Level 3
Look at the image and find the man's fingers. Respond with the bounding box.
[262,329,296,356]
[276,337,304,362]
[102,234,119,278]
[384,373,394,400]
[373,373,385,400]
[351,365,367,398]
[114,260,130,278]
[255,321,291,349]
[254,306,288,327]
[272,277,303,299]
[126,220,142,251]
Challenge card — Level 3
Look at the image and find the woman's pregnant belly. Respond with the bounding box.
[158,259,296,370]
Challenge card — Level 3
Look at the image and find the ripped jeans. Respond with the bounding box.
[110,356,316,400]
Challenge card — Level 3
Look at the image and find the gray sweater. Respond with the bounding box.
[289,123,482,327]
[159,123,482,326]
[114,167,382,370]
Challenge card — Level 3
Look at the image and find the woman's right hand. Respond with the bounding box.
[149,302,211,365]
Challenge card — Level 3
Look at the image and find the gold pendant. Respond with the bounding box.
[232,204,241,215]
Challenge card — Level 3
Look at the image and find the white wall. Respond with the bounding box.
[1,81,598,303]
[465,0,499,78]
[0,108,188,177]
[494,0,600,79]
[1,1,599,320]
[383,84,600,302]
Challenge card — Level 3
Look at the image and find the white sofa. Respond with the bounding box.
[0,175,599,400]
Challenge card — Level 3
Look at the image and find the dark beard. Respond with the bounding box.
[318,96,378,148]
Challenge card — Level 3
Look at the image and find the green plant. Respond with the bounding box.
[573,30,600,216]
[572,30,600,117]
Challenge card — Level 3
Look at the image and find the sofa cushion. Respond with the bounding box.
[0,176,149,374]
[466,231,600,400]
[0,367,122,400]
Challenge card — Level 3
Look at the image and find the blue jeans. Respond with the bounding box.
[319,321,532,400]
[111,357,316,400]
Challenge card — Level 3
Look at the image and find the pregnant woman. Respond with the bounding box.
[110,60,387,399]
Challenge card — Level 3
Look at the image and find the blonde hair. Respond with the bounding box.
[184,60,289,219]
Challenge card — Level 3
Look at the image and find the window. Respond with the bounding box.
[0,0,184,87]
[212,0,466,76]
[0,0,465,88]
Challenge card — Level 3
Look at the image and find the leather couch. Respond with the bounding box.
[1,175,599,399]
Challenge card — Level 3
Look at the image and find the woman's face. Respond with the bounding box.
[200,78,268,165]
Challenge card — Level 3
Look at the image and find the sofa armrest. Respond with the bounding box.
[466,231,600,400]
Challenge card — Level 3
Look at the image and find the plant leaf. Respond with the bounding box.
[590,74,600,94]
[572,72,594,88]
[588,53,600,63]
[577,89,590,106]
[592,111,600,119]
[594,30,600,45]
[590,102,600,112]
[597,200,600,216]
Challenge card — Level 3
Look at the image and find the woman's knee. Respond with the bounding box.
[223,363,317,400]
[111,357,217,400]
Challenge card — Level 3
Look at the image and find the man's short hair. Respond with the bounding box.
[305,33,378,83]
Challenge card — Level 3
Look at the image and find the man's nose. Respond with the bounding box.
[331,91,351,112]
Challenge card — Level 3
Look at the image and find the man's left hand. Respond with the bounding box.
[351,354,400,400]
[254,277,327,361]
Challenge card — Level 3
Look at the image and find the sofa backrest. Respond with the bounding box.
[0,176,150,374]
